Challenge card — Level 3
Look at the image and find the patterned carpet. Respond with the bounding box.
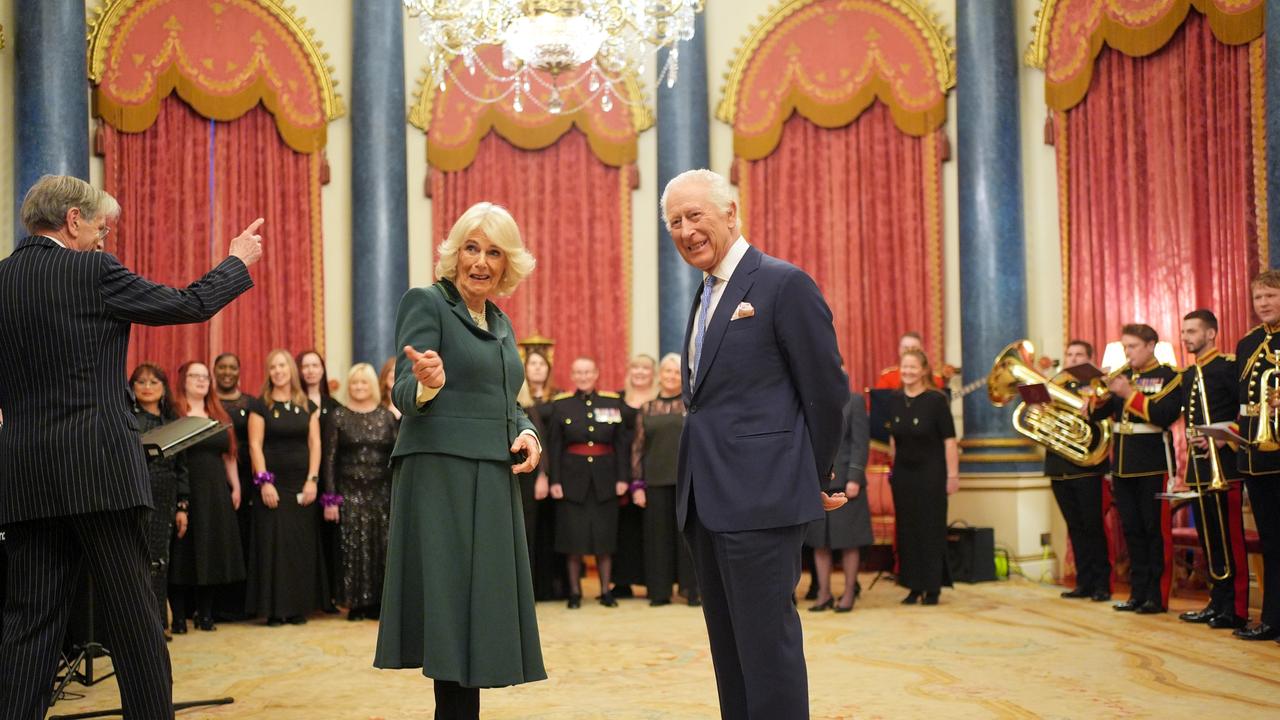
[47,577,1280,719]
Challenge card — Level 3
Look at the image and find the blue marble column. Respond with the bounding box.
[656,14,708,354]
[957,0,1036,471]
[1267,0,1280,268]
[351,0,409,365]
[13,0,89,239]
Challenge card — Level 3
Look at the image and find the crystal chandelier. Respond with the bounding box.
[404,0,703,115]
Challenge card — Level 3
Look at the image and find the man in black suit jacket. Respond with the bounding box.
[0,175,263,719]
[663,169,848,719]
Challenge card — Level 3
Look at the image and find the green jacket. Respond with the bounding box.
[391,279,535,462]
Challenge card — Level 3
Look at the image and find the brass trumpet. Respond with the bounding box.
[1189,362,1231,582]
[1255,350,1280,451]
[1087,363,1131,399]
[988,340,1111,466]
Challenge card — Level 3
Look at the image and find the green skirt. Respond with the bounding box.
[374,453,546,688]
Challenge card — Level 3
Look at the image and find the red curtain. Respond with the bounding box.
[101,95,323,390]
[430,129,630,391]
[1061,12,1260,350]
[742,105,945,389]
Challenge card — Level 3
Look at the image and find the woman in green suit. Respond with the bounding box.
[374,203,545,719]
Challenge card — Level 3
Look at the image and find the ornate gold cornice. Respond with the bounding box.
[717,0,955,125]
[86,0,344,122]
[1024,0,1055,69]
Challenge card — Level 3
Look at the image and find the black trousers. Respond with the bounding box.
[1244,474,1280,625]
[683,493,808,720]
[1111,475,1168,605]
[644,485,698,602]
[433,679,479,720]
[1051,475,1110,593]
[1,509,173,720]
[1189,480,1250,618]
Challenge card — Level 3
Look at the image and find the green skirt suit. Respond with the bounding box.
[374,279,546,688]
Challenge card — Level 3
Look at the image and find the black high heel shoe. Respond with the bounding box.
[171,618,188,634]
[808,598,834,612]
[834,596,855,613]
[567,594,582,609]
[922,591,940,606]
[194,615,217,631]
[901,591,921,605]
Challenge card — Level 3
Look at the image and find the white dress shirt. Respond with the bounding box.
[689,236,750,371]
[41,235,67,249]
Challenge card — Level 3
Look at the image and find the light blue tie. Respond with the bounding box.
[693,275,716,383]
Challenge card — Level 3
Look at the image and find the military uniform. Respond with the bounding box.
[1045,374,1111,598]
[547,390,631,555]
[1091,361,1181,610]
[1235,323,1280,633]
[1180,348,1250,626]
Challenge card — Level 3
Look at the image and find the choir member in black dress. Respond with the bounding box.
[322,363,398,620]
[611,354,657,598]
[214,351,255,618]
[629,353,699,606]
[548,357,631,608]
[247,349,328,625]
[889,349,959,605]
[516,345,567,600]
[129,363,188,639]
[168,361,246,632]
[299,349,344,612]
[806,391,873,612]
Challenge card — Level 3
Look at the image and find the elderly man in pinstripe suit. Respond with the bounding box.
[0,175,263,719]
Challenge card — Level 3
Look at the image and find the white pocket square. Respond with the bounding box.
[731,302,755,320]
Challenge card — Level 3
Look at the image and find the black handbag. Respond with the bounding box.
[946,522,996,583]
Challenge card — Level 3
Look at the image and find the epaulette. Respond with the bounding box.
[598,391,621,399]
[1248,322,1267,335]
[552,391,574,401]
[1223,353,1237,361]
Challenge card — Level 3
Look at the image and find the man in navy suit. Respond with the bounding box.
[0,175,263,719]
[663,169,848,719]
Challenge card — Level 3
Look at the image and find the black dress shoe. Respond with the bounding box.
[1208,613,1248,630]
[600,592,619,608]
[808,598,834,612]
[266,617,284,627]
[1135,600,1165,614]
[567,594,582,609]
[286,615,307,625]
[921,591,939,606]
[194,615,217,631]
[1234,623,1280,640]
[649,598,671,607]
[610,585,634,599]
[171,618,188,634]
[1090,590,1112,602]
[1113,599,1141,612]
[901,591,921,605]
[1060,587,1091,599]
[348,609,365,621]
[1178,606,1217,624]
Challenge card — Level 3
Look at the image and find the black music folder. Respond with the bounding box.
[1016,383,1052,405]
[139,417,227,459]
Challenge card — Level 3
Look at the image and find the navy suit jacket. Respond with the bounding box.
[676,245,848,533]
[0,236,253,526]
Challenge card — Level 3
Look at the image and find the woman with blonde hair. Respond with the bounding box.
[322,363,399,620]
[245,349,327,625]
[375,202,545,718]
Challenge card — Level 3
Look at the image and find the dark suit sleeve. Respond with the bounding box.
[774,268,849,484]
[392,287,442,415]
[100,254,252,326]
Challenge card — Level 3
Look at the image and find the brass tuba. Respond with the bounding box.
[988,340,1112,466]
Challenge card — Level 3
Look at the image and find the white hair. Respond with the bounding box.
[659,352,681,371]
[659,169,737,224]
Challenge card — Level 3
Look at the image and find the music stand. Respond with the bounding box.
[48,418,235,718]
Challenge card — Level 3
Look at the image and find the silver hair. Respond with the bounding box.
[659,168,737,222]
[20,175,120,234]
[659,352,681,370]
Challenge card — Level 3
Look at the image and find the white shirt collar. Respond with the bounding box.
[39,234,67,249]
[704,236,749,284]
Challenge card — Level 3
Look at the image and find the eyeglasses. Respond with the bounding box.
[96,225,111,240]
[187,373,210,380]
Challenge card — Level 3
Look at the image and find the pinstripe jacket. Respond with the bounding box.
[0,236,253,525]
